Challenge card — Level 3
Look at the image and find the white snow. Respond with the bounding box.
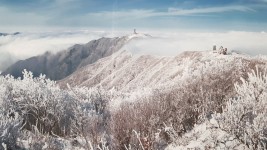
[166,119,249,150]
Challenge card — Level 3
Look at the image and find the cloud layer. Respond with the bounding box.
[123,31,267,56]
[88,5,254,20]
[1,30,267,71]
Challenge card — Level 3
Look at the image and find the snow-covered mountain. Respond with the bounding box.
[59,48,267,93]
[2,34,149,80]
[1,33,267,150]
[57,43,267,149]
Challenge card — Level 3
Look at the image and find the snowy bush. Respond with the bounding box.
[108,59,249,149]
[0,70,112,149]
[219,68,267,149]
[0,115,22,150]
[68,86,111,149]
[0,70,72,136]
[110,57,267,150]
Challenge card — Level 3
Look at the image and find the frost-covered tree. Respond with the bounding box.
[0,70,72,136]
[219,68,267,149]
[68,86,110,149]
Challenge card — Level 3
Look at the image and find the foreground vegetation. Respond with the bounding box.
[0,64,266,149]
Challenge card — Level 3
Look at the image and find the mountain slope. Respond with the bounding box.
[58,49,267,150]
[2,34,144,80]
[59,50,267,92]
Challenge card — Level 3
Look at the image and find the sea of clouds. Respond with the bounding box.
[1,30,267,71]
[124,31,267,56]
[0,30,125,71]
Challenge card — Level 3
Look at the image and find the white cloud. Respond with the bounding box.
[0,3,257,30]
[122,31,267,56]
[167,5,255,15]
[85,5,254,21]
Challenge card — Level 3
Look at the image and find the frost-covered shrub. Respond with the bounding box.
[0,70,73,136]
[110,89,199,149]
[0,57,265,150]
[69,86,110,149]
[219,68,267,149]
[108,57,263,149]
[0,115,22,150]
[17,130,74,150]
[0,70,112,149]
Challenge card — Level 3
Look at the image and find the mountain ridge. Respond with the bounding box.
[59,50,267,93]
[2,33,150,80]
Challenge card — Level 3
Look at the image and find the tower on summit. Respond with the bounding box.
[134,29,137,34]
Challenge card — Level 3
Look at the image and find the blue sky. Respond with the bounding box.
[0,0,267,31]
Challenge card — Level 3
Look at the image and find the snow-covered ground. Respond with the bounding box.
[166,116,249,150]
